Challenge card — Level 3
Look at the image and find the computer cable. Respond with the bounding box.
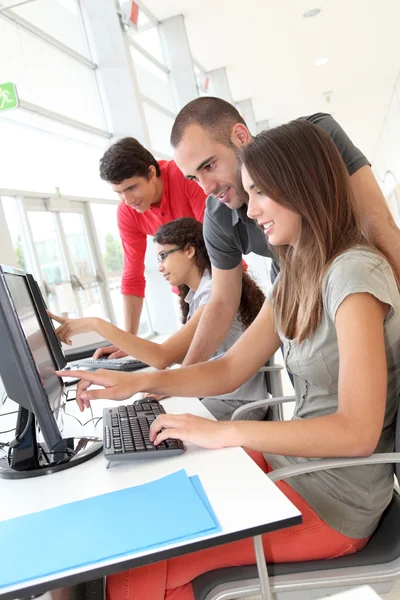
[0,427,16,435]
[8,411,34,449]
[0,410,17,417]
[63,410,103,428]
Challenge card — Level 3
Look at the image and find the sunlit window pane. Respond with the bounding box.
[8,0,90,57]
[0,18,105,128]
[142,102,174,157]
[0,115,111,198]
[130,46,175,112]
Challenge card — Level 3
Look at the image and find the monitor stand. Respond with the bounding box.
[0,408,102,480]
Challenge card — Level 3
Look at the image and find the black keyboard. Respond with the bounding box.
[70,357,148,372]
[103,401,184,463]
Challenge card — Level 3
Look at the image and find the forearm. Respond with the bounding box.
[225,413,376,458]
[182,300,236,366]
[91,318,168,369]
[135,356,242,398]
[123,295,144,335]
[368,214,400,281]
[351,166,400,281]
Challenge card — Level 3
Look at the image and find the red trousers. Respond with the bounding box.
[107,451,368,600]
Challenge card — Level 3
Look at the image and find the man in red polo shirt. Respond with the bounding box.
[94,137,206,359]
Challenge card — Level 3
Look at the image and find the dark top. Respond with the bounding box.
[203,113,370,280]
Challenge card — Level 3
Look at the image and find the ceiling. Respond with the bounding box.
[142,0,400,161]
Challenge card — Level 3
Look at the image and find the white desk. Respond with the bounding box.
[325,586,382,599]
[0,396,301,600]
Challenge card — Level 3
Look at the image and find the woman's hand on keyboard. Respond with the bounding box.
[149,413,233,450]
[56,369,141,411]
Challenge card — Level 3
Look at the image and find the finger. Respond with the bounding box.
[55,327,71,345]
[93,347,110,359]
[76,379,92,411]
[149,414,181,441]
[153,428,185,446]
[47,311,65,324]
[56,369,111,386]
[109,351,123,359]
[80,387,121,403]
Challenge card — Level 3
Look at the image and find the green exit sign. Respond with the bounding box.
[0,82,19,112]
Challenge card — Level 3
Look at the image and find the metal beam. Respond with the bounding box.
[0,0,38,11]
[0,9,97,68]
[0,187,118,205]
[140,94,176,119]
[128,37,170,74]
[18,99,113,138]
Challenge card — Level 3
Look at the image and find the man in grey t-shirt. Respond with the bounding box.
[171,97,400,367]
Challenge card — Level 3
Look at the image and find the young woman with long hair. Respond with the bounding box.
[62,120,400,599]
[51,217,268,419]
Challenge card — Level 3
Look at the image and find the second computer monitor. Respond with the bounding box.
[25,274,66,371]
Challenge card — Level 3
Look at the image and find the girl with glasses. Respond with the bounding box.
[51,217,269,420]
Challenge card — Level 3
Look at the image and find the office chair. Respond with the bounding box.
[256,353,295,422]
[192,389,400,600]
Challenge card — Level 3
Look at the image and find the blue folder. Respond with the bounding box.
[0,469,220,589]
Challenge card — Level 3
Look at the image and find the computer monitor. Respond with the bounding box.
[25,274,66,371]
[0,265,102,479]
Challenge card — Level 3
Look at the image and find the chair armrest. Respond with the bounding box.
[268,452,400,483]
[258,365,284,373]
[231,396,295,421]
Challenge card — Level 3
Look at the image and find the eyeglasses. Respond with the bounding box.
[156,246,183,264]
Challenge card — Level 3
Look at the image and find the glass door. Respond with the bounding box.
[2,195,154,341]
[23,198,115,323]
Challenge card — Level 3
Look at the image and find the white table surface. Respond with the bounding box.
[325,586,382,599]
[0,394,301,599]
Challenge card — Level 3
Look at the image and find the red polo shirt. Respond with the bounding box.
[118,160,206,297]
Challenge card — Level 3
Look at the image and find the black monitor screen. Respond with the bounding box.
[4,272,62,414]
[26,274,66,371]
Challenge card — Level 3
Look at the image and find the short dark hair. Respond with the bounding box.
[170,97,246,148]
[99,137,161,183]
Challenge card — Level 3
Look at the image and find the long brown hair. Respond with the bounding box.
[240,120,374,342]
[154,218,265,328]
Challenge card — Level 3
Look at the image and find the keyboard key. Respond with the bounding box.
[103,404,184,462]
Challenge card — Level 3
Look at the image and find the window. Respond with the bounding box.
[130,46,175,112]
[0,113,111,197]
[0,18,104,128]
[142,101,174,157]
[7,0,90,57]
[125,3,166,66]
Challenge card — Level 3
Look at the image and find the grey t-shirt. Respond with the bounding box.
[203,113,370,281]
[265,248,400,539]
[185,269,269,401]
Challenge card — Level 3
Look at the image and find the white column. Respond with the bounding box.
[80,0,150,144]
[159,15,198,109]
[0,202,17,268]
[236,98,257,136]
[256,119,270,134]
[207,67,233,103]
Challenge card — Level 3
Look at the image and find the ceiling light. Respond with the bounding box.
[303,8,321,17]
[315,57,328,66]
